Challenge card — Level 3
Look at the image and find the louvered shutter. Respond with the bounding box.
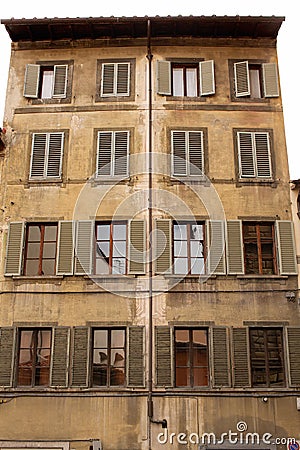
[155,219,172,274]
[255,133,272,178]
[101,63,115,96]
[75,220,94,275]
[263,63,279,98]
[0,328,15,387]
[211,327,230,387]
[128,327,144,386]
[276,221,297,275]
[128,220,146,274]
[5,222,25,276]
[97,131,112,176]
[46,133,64,178]
[199,60,215,95]
[52,65,68,98]
[56,221,75,275]
[172,131,187,176]
[189,131,204,176]
[24,64,40,98]
[226,220,245,274]
[157,61,172,95]
[234,61,250,97]
[51,327,70,387]
[155,326,172,386]
[286,327,300,386]
[207,220,226,275]
[232,328,251,387]
[114,131,129,176]
[116,63,130,96]
[238,132,255,178]
[30,133,47,179]
[71,327,90,387]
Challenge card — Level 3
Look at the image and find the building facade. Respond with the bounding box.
[0,15,299,450]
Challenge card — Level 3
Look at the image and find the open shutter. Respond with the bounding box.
[255,132,272,178]
[199,60,215,95]
[237,132,255,178]
[5,222,25,276]
[46,132,64,178]
[276,221,297,275]
[155,219,172,274]
[71,327,90,387]
[286,327,300,386]
[30,133,47,179]
[0,328,15,387]
[114,131,129,176]
[157,61,171,95]
[56,221,75,275]
[52,64,68,98]
[97,131,112,176]
[128,327,144,387]
[116,63,130,96]
[234,61,250,97]
[172,131,187,176]
[211,327,231,387]
[51,327,70,387]
[263,63,279,98]
[232,328,251,387]
[128,220,146,274]
[24,64,40,98]
[189,131,204,175]
[101,63,115,96]
[207,220,226,275]
[75,220,94,275]
[155,326,172,386]
[226,220,244,274]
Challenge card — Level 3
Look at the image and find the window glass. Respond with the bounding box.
[41,70,54,99]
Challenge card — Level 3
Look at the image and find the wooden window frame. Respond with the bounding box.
[242,222,277,275]
[96,59,135,102]
[171,63,199,97]
[173,221,206,275]
[94,221,128,275]
[23,223,58,276]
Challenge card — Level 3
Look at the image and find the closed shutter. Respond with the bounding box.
[52,64,68,98]
[226,220,244,274]
[263,63,279,98]
[238,132,255,178]
[5,222,25,276]
[71,327,90,387]
[46,133,64,178]
[199,60,215,95]
[0,328,15,387]
[24,64,40,98]
[116,63,130,96]
[114,131,129,176]
[172,131,187,176]
[157,61,172,95]
[254,132,272,178]
[51,327,70,387]
[128,220,146,274]
[75,220,94,275]
[97,131,112,176]
[188,131,204,176]
[155,219,172,274]
[30,133,63,180]
[207,220,226,275]
[56,221,75,275]
[155,326,172,386]
[128,327,144,387]
[286,327,300,386]
[234,61,250,97]
[232,328,251,387]
[276,221,297,275]
[101,63,115,96]
[30,133,47,179]
[211,327,230,387]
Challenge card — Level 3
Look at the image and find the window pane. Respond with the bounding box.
[42,259,55,275]
[94,330,108,348]
[193,367,209,386]
[43,242,56,258]
[176,367,189,386]
[28,226,41,241]
[27,243,40,258]
[112,258,126,274]
[17,368,33,386]
[190,224,203,241]
[97,224,110,240]
[173,68,184,96]
[111,350,125,367]
[95,258,110,274]
[111,329,125,347]
[174,258,188,274]
[19,349,33,366]
[174,241,187,257]
[35,367,50,385]
[44,225,57,241]
[191,258,205,275]
[244,243,259,274]
[186,68,197,97]
[176,347,189,366]
[110,367,125,386]
[249,68,261,99]
[190,241,203,257]
[38,330,51,348]
[97,242,110,258]
[113,224,126,240]
[175,329,189,343]
[20,330,34,348]
[41,70,54,99]
[25,259,39,276]
[174,224,187,240]
[112,241,126,258]
[193,330,207,346]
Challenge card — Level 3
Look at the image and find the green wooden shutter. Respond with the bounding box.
[75,220,94,275]
[157,61,171,95]
[46,132,64,178]
[97,131,112,176]
[211,327,230,387]
[0,327,15,387]
[155,326,172,386]
[155,219,172,274]
[116,63,130,96]
[234,61,250,97]
[71,327,90,387]
[199,60,215,96]
[232,328,251,387]
[237,132,255,178]
[226,220,245,275]
[172,131,187,176]
[56,221,75,275]
[254,132,272,178]
[263,63,279,98]
[128,327,144,387]
[128,220,146,274]
[276,221,297,275]
[286,327,300,386]
[207,220,226,275]
[101,63,115,96]
[23,64,40,98]
[5,222,25,276]
[30,133,47,179]
[114,131,129,176]
[53,64,68,98]
[51,327,70,387]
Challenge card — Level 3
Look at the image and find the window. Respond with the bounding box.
[233,61,279,99]
[24,223,58,276]
[30,132,64,180]
[171,130,205,177]
[173,222,205,275]
[172,63,199,97]
[100,62,130,97]
[24,63,69,100]
[96,130,129,177]
[237,131,272,179]
[243,222,276,275]
[175,328,209,387]
[95,222,127,275]
[250,328,285,387]
[92,328,126,387]
[17,329,52,387]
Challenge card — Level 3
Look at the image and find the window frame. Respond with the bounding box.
[242,222,277,275]
[170,128,207,178]
[173,221,206,275]
[95,129,130,179]
[29,131,65,181]
[94,221,128,275]
[96,59,135,102]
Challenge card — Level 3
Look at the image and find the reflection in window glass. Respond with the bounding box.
[24,223,58,276]
[173,222,205,274]
[95,222,127,275]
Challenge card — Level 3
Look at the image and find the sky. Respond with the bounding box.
[0,0,298,178]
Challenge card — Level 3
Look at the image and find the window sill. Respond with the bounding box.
[237,274,288,280]
[91,176,131,185]
[236,179,278,187]
[11,275,64,282]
